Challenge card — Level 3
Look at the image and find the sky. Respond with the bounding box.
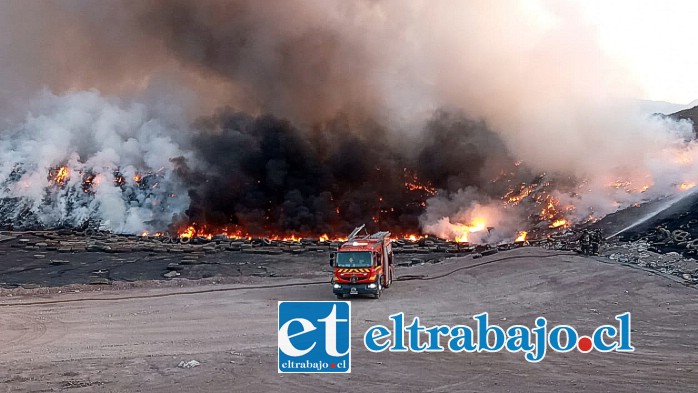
[575,0,698,104]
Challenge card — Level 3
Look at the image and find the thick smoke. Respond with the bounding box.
[179,109,519,236]
[0,1,696,239]
[0,91,192,233]
[0,90,519,236]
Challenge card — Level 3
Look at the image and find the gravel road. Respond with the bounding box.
[0,248,696,392]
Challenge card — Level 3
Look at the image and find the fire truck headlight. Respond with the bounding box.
[367,283,377,289]
[333,284,341,289]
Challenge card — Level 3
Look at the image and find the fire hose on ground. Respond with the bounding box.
[1,250,693,307]
[0,252,574,307]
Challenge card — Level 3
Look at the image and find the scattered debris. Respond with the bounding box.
[603,240,698,283]
[177,360,201,369]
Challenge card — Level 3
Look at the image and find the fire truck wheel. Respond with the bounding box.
[384,268,393,288]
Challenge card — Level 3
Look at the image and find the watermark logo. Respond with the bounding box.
[364,312,634,362]
[278,301,351,373]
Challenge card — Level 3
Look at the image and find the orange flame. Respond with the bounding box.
[179,226,196,239]
[549,219,567,228]
[403,169,437,196]
[678,182,695,191]
[515,231,527,242]
[405,181,437,195]
[53,166,69,185]
[452,219,487,243]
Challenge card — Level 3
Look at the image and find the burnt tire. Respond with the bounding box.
[687,239,698,250]
[673,230,690,242]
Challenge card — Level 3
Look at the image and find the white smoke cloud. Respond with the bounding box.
[420,187,524,244]
[0,90,193,233]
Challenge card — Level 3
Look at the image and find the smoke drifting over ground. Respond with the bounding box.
[0,1,696,239]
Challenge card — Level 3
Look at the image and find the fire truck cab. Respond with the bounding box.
[330,225,394,299]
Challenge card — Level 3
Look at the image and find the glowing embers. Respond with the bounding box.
[49,166,70,186]
[678,182,696,191]
[549,219,567,229]
[403,168,437,196]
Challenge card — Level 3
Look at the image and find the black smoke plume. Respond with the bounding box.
[176,110,521,236]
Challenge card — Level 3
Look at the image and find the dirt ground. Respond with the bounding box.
[0,248,696,392]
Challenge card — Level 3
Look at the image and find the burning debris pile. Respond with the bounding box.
[7,229,489,258]
[0,164,180,230]
[1,91,697,246]
[0,99,552,242]
[0,92,191,233]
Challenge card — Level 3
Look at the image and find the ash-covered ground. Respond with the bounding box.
[0,247,695,392]
[0,230,487,289]
[2,210,698,291]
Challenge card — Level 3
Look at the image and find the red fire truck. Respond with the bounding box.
[331,225,394,299]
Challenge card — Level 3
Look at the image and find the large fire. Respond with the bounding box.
[36,161,605,245]
[35,159,694,245]
[173,224,426,244]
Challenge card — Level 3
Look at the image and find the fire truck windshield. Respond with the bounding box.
[335,251,372,268]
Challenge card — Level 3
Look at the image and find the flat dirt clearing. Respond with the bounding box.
[0,248,696,392]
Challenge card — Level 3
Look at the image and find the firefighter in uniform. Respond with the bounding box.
[590,229,603,256]
[580,230,591,255]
